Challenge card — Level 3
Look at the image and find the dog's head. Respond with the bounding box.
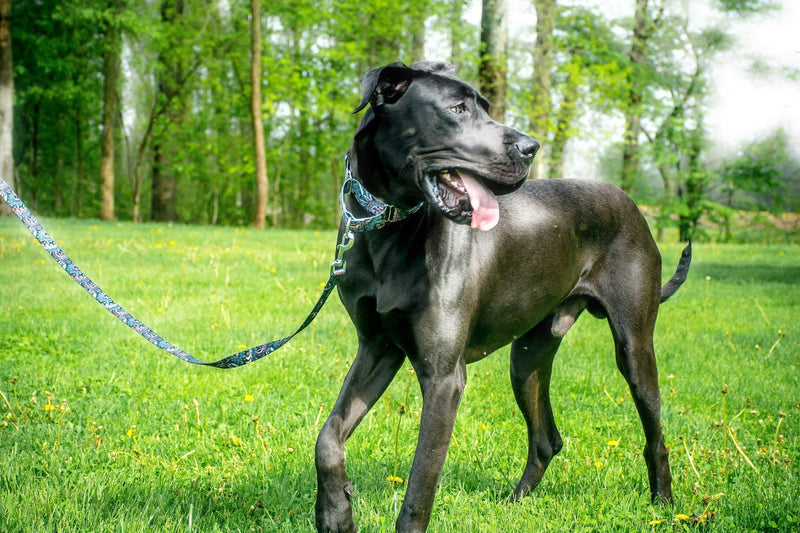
[352,61,539,231]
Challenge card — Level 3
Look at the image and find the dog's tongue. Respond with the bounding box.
[460,173,499,231]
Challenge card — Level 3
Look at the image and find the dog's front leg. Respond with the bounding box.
[395,356,467,533]
[316,337,405,533]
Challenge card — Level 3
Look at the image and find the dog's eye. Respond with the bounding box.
[449,103,467,114]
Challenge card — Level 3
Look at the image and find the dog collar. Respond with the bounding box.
[340,154,424,233]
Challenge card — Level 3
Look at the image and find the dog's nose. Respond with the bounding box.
[515,137,540,160]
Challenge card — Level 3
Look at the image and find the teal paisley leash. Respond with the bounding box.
[0,155,422,369]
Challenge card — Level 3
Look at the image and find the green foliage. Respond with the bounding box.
[713,0,780,15]
[552,6,629,109]
[1,219,798,531]
[12,0,458,227]
[8,0,795,234]
[12,0,106,216]
[716,128,799,212]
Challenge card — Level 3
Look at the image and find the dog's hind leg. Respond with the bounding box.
[508,316,564,502]
[604,276,673,503]
[315,336,405,533]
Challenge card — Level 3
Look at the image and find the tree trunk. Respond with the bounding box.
[479,0,507,122]
[449,0,466,67]
[75,113,84,218]
[621,0,648,193]
[0,0,13,216]
[99,0,121,221]
[30,100,39,209]
[548,70,578,180]
[55,116,65,213]
[410,7,426,62]
[132,176,142,222]
[151,138,178,222]
[250,0,268,228]
[131,109,155,222]
[531,0,556,179]
[680,126,705,242]
[151,0,184,222]
[293,112,310,226]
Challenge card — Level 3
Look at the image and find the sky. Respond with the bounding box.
[452,0,800,175]
[703,1,800,155]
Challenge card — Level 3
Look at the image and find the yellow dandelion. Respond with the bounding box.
[594,461,603,468]
[387,475,404,484]
[237,344,247,350]
[674,514,690,521]
[44,404,56,411]
[648,519,666,525]
[607,439,620,447]
[231,435,242,446]
[244,394,255,402]
[126,426,137,438]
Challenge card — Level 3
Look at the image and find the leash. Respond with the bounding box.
[0,158,422,369]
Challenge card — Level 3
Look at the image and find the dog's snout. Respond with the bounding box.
[515,137,540,160]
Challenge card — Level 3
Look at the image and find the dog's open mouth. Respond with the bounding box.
[423,169,517,232]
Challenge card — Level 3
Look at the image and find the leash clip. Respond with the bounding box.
[330,229,355,277]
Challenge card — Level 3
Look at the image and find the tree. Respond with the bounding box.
[409,1,428,62]
[150,0,181,222]
[619,0,659,193]
[449,0,469,68]
[642,21,726,240]
[99,0,123,220]
[250,0,268,228]
[0,0,12,216]
[11,0,461,227]
[632,0,776,240]
[12,0,105,217]
[718,129,793,212]
[547,6,627,180]
[479,0,507,122]
[530,0,555,179]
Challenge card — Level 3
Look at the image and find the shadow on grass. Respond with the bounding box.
[696,263,800,285]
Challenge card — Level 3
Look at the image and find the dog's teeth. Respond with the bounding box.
[440,172,466,193]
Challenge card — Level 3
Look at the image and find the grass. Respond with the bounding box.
[0,217,798,532]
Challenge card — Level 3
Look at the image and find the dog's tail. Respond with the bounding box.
[660,242,692,303]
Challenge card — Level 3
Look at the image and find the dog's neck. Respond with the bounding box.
[340,152,423,232]
[349,141,424,211]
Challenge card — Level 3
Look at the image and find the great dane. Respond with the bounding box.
[315,61,690,533]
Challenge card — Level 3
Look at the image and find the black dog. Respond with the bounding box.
[315,62,690,533]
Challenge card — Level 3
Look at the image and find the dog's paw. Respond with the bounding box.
[315,482,357,533]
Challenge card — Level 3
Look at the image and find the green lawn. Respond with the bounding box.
[1,218,798,532]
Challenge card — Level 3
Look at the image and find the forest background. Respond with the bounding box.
[2,0,799,241]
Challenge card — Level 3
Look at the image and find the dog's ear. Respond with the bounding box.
[353,62,414,114]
